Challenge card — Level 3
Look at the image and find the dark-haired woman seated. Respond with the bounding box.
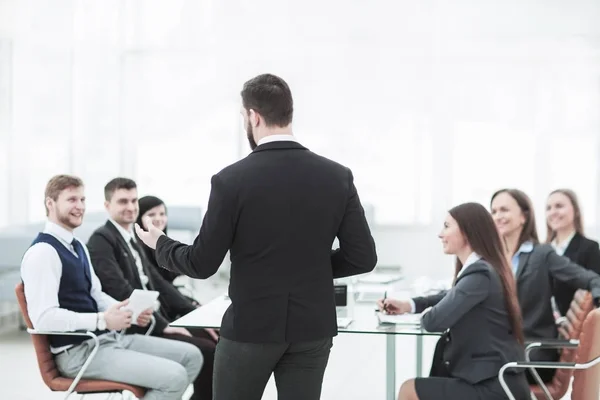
[378,202,529,399]
[136,196,182,284]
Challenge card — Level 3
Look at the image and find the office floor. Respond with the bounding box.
[0,275,573,399]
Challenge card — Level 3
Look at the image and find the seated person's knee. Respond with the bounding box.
[398,379,418,400]
[186,344,204,378]
[161,363,190,393]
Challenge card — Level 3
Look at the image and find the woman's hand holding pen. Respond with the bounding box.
[376,298,412,315]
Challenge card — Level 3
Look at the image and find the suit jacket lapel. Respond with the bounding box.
[563,233,582,260]
[515,251,531,282]
[105,221,144,288]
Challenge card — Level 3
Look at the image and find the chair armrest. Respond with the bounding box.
[524,338,580,400]
[145,315,156,336]
[513,361,577,368]
[525,339,579,361]
[499,357,600,400]
[27,329,98,338]
[525,338,578,347]
[26,329,100,396]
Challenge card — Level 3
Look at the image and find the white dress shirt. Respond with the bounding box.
[408,252,481,313]
[551,231,576,256]
[109,220,161,311]
[456,252,482,279]
[257,134,297,146]
[109,219,150,289]
[20,221,117,352]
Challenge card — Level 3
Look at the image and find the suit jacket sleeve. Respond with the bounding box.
[421,271,490,332]
[156,174,234,279]
[147,263,195,317]
[87,233,170,333]
[330,169,377,278]
[411,291,448,313]
[546,250,600,302]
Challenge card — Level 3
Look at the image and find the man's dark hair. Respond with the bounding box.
[104,177,137,201]
[241,73,293,127]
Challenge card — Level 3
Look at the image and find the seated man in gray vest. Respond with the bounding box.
[20,174,203,400]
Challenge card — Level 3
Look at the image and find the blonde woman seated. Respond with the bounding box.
[378,203,529,400]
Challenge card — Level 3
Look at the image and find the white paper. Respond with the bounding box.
[376,312,422,325]
[337,317,353,328]
[124,289,160,323]
[356,273,403,284]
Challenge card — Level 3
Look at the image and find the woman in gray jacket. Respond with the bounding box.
[380,202,529,400]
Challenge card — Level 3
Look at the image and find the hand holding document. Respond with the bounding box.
[124,290,160,323]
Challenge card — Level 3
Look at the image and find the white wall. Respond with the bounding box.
[1,0,600,277]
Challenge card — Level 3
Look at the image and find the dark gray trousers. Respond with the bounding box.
[213,336,333,400]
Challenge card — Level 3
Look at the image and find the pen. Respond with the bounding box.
[383,290,388,313]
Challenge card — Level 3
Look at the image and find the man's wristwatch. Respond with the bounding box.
[97,312,107,330]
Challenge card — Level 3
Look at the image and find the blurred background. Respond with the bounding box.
[1,0,599,398]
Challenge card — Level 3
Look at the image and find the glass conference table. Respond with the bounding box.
[171,295,442,400]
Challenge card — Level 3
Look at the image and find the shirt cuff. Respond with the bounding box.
[408,298,416,314]
[80,312,100,331]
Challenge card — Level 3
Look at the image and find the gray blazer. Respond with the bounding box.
[415,244,600,364]
[515,243,600,360]
[413,260,524,384]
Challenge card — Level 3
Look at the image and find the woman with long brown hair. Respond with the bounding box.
[378,202,529,400]
[490,188,600,384]
[545,189,600,315]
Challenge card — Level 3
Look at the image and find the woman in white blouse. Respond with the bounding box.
[545,189,600,315]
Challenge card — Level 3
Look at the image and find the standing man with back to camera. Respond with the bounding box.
[136,73,377,400]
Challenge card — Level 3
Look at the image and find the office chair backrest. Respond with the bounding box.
[571,308,600,400]
[530,289,593,399]
[14,282,62,389]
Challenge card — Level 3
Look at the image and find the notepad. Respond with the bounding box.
[376,312,422,325]
[356,273,404,284]
[124,289,160,323]
[337,317,353,328]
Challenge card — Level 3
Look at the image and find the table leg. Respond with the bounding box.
[386,334,396,400]
[416,335,423,377]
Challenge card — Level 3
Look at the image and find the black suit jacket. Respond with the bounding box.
[554,233,600,315]
[87,221,196,334]
[415,261,525,384]
[155,140,377,343]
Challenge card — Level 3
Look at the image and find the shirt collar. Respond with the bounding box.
[517,241,534,254]
[552,231,576,252]
[457,252,482,278]
[257,134,297,146]
[109,219,134,243]
[44,220,75,244]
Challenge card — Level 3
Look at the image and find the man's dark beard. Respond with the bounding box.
[246,121,257,150]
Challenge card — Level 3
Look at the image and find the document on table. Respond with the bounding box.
[124,289,160,323]
[337,317,353,328]
[376,312,422,326]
